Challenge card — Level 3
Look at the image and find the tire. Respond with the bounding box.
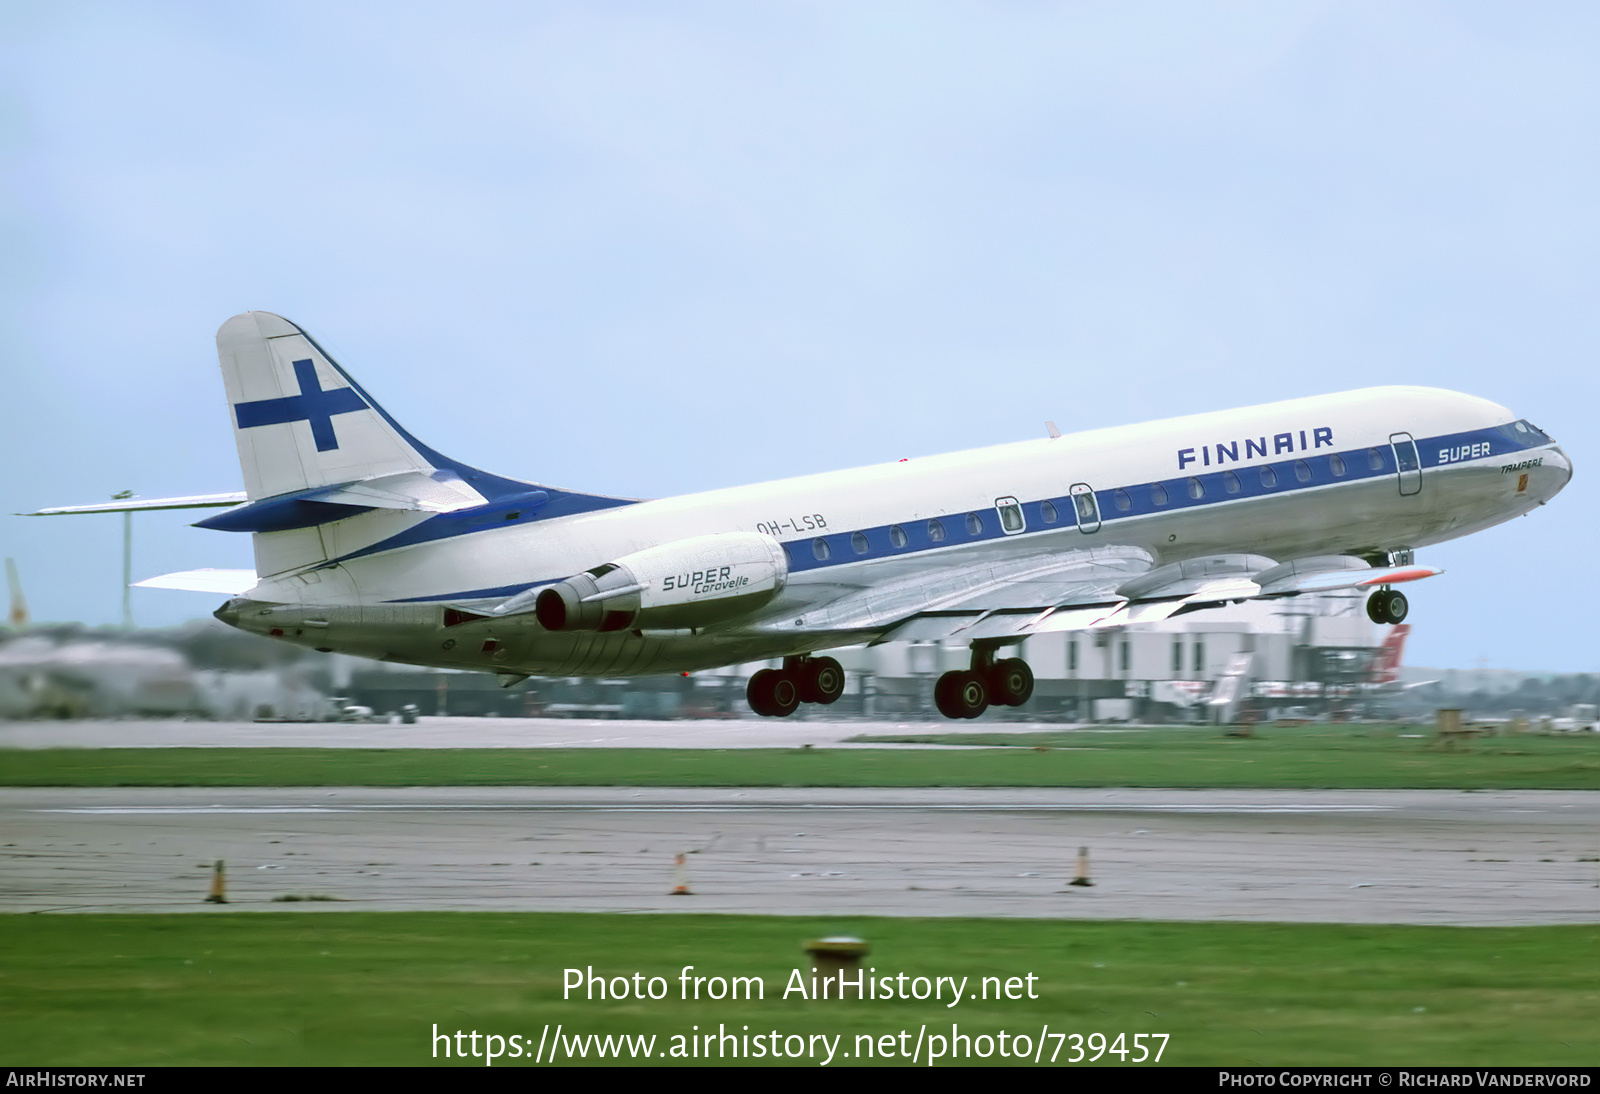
[748,669,799,717]
[955,671,989,719]
[767,671,800,717]
[935,670,989,719]
[747,669,779,717]
[934,671,966,719]
[988,658,1034,707]
[1366,591,1389,624]
[1366,589,1410,625]
[1383,590,1408,624]
[799,657,845,705]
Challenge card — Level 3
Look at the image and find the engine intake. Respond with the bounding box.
[535,531,788,632]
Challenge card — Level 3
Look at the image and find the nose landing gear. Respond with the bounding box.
[1367,587,1409,625]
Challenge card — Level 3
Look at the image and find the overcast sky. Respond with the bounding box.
[2,2,1596,671]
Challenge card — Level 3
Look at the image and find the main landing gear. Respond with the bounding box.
[934,648,1034,720]
[1366,587,1409,625]
[746,655,845,717]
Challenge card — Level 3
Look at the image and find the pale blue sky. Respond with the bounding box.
[3,2,1596,671]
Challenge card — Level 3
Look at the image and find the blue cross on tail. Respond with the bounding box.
[234,359,368,452]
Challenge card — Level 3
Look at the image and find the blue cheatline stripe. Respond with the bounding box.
[776,423,1548,577]
[377,421,1549,604]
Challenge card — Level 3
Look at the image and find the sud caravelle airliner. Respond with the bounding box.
[32,312,1572,719]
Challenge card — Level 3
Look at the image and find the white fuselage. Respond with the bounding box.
[222,385,1570,676]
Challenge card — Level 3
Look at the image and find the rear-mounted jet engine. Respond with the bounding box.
[535,531,788,632]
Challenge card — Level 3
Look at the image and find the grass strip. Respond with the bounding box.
[1,724,1597,788]
[1,912,1594,1066]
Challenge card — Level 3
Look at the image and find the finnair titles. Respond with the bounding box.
[30,312,1572,721]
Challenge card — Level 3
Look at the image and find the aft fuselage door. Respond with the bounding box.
[1390,433,1422,496]
[1070,483,1101,533]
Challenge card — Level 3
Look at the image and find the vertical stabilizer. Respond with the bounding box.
[210,312,636,580]
[1369,624,1410,685]
[217,312,439,501]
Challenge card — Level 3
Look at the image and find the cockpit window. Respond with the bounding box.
[1501,419,1550,446]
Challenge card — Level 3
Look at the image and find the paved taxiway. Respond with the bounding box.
[4,786,1596,924]
[0,715,943,749]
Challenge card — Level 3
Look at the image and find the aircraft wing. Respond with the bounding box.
[800,550,1445,646]
[767,545,1156,640]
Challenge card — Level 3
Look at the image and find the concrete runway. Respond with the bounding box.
[5,786,1597,924]
[0,715,962,750]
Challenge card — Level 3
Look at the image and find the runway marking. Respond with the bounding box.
[31,803,1398,815]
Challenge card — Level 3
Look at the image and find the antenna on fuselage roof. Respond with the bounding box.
[1045,422,1061,439]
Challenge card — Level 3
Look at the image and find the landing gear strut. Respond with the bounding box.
[1366,587,1408,625]
[934,647,1034,720]
[746,655,846,717]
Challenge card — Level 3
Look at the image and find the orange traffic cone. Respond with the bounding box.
[670,853,692,896]
[1068,846,1093,888]
[205,859,229,903]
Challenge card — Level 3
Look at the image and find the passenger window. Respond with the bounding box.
[1222,470,1240,494]
[889,525,907,548]
[812,538,830,561]
[1040,500,1058,524]
[1330,453,1346,477]
[1151,483,1169,506]
[1367,447,1384,471]
[1295,460,1312,483]
[927,519,946,542]
[1187,477,1204,499]
[995,497,1024,533]
[1113,489,1131,511]
[851,531,869,555]
[966,512,983,535]
[1260,466,1277,489]
[1074,492,1097,524]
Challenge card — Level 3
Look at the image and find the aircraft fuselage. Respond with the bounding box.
[217,385,1570,677]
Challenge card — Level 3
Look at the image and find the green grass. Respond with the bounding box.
[1,724,1597,788]
[1,913,1594,1066]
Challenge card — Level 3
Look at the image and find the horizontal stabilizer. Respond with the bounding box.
[22,493,247,516]
[133,569,258,595]
[193,472,506,533]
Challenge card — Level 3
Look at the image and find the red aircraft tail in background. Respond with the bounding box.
[1369,624,1410,686]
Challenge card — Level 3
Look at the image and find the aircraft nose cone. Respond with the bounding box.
[1551,444,1574,483]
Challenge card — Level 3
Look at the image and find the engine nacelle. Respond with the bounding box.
[535,531,788,632]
